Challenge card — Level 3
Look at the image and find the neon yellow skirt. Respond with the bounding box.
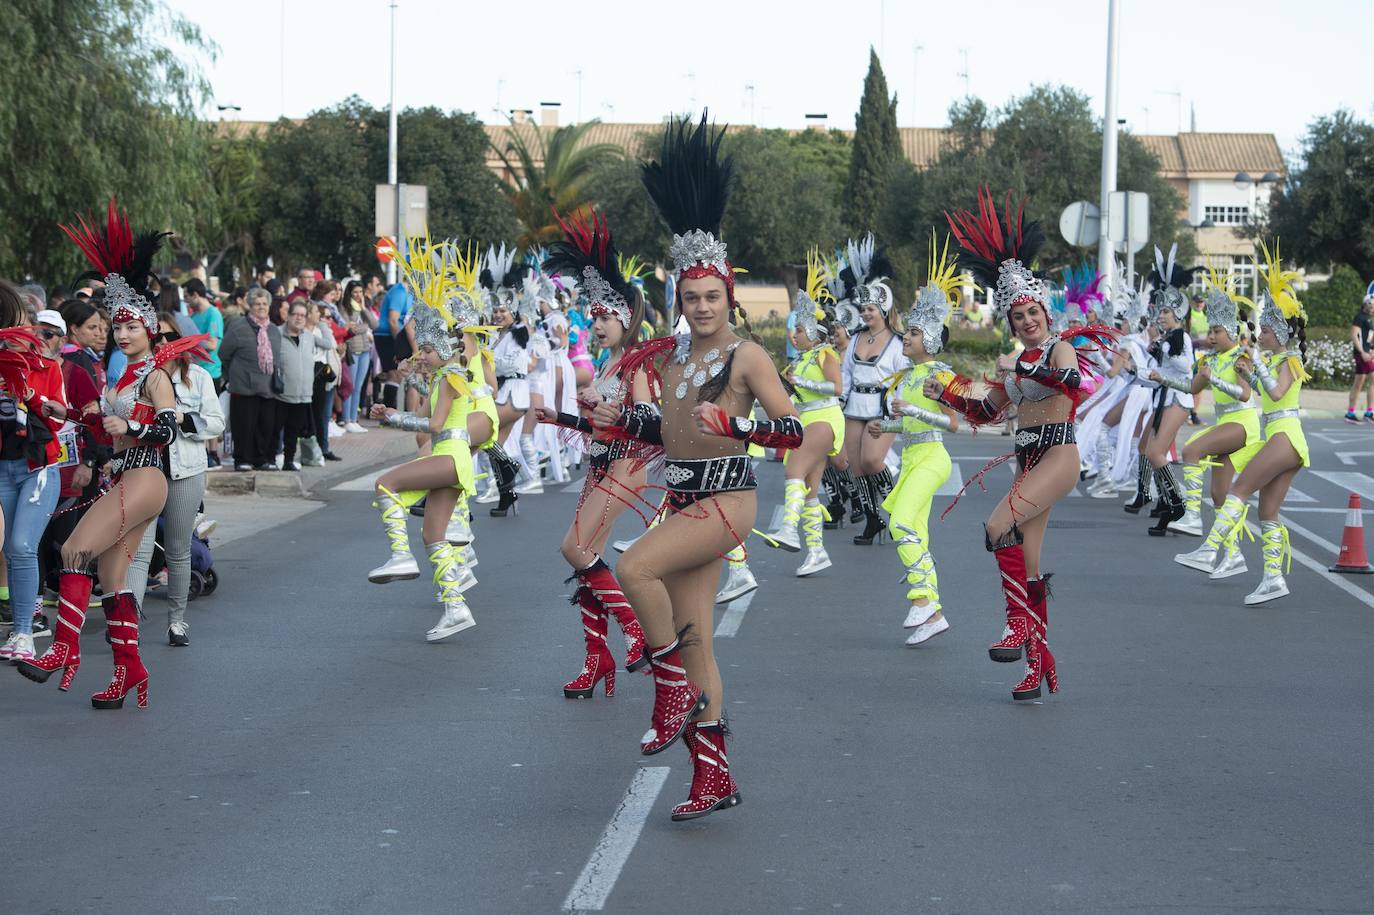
[1233,416,1308,471]
[1187,408,1261,474]
[786,404,845,462]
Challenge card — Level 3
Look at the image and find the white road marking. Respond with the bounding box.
[1277,485,1316,503]
[1246,519,1374,610]
[1277,513,1342,558]
[1337,451,1374,466]
[1309,471,1374,504]
[562,766,671,913]
[331,468,386,492]
[715,589,755,639]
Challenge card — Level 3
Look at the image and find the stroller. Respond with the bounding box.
[145,516,219,601]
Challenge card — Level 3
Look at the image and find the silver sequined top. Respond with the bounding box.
[1003,341,1059,406]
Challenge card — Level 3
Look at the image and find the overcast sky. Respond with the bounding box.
[180,0,1372,158]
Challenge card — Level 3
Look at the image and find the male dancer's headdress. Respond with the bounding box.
[640,112,739,310]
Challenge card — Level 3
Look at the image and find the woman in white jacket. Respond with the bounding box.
[128,318,226,646]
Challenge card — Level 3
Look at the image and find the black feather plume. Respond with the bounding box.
[640,112,736,236]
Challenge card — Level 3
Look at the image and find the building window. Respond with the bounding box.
[1203,205,1250,225]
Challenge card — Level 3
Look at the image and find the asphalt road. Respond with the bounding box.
[3,419,1373,914]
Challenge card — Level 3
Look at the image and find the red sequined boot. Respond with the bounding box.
[671,720,742,821]
[563,586,615,699]
[640,635,707,755]
[1012,637,1058,701]
[986,527,1033,663]
[90,591,149,710]
[581,559,647,673]
[17,570,93,691]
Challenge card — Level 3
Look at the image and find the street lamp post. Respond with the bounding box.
[387,0,399,285]
[1097,0,1121,283]
[1232,170,1280,297]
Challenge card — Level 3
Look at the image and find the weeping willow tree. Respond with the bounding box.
[492,119,623,247]
[0,0,216,286]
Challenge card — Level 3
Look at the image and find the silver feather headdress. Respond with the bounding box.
[901,233,963,355]
[843,233,895,315]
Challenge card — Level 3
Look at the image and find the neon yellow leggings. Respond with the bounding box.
[882,444,952,602]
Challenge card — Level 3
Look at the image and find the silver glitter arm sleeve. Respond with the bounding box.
[791,377,836,396]
[383,411,430,433]
[1209,377,1244,400]
[898,403,954,431]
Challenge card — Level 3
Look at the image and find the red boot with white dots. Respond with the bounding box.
[671,719,742,821]
[90,591,149,710]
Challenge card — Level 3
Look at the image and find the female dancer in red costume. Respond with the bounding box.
[537,211,652,698]
[931,189,1115,701]
[21,201,206,708]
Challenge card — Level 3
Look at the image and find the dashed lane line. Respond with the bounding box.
[562,766,671,913]
[715,589,755,639]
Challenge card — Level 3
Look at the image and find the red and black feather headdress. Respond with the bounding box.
[58,197,169,331]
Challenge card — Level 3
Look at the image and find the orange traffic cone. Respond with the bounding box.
[1330,493,1374,574]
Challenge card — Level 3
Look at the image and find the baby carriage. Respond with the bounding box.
[146,516,219,601]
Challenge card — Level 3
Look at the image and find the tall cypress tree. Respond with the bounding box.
[843,48,902,234]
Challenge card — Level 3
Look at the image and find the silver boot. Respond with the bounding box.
[1209,540,1249,580]
[1245,522,1290,605]
[445,502,474,546]
[715,550,758,604]
[426,542,476,642]
[369,492,420,583]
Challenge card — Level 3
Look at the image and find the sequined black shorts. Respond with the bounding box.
[663,455,757,510]
[1013,423,1075,471]
[586,437,632,479]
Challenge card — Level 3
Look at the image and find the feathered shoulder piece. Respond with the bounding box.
[640,112,738,298]
[59,197,169,332]
[903,232,963,355]
[1147,243,1197,321]
[944,186,1046,314]
[790,247,835,344]
[546,210,635,330]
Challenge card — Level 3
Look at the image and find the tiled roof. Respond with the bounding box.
[1135,133,1285,176]
[484,122,1283,177]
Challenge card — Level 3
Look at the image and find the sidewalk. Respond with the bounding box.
[1191,387,1350,420]
[206,422,417,498]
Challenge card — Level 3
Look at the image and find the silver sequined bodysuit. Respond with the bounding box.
[1003,340,1060,405]
[592,371,626,404]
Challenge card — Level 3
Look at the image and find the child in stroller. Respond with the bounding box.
[145,515,218,601]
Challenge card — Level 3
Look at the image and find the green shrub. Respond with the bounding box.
[1304,264,1368,328]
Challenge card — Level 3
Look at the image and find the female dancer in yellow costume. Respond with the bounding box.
[367,239,481,642]
[870,235,961,646]
[760,249,844,577]
[1177,241,1309,604]
[1172,264,1259,579]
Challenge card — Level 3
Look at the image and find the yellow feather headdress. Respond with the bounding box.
[790,246,835,342]
[1255,238,1309,380]
[901,232,968,355]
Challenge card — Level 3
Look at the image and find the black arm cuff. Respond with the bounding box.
[618,402,663,445]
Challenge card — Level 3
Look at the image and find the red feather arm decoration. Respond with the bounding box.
[937,371,1008,428]
[609,335,676,412]
[58,197,134,276]
[114,334,212,391]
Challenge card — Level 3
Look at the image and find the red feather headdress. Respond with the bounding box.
[58,198,170,331]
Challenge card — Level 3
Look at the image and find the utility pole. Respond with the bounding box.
[1097,0,1121,282]
[387,0,399,285]
[575,69,583,125]
[745,84,756,125]
[957,49,970,98]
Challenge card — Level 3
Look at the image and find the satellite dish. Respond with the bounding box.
[1060,201,1100,248]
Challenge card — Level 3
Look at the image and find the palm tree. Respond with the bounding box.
[492,118,623,247]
